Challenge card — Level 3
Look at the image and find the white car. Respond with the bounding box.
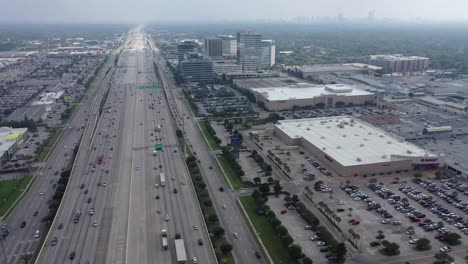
[317,241,326,246]
[155,184,159,188]
[381,219,391,224]
[165,215,169,221]
[192,257,198,264]
[193,225,198,230]
[93,221,98,227]
[102,183,107,187]
[440,246,452,252]
[222,204,227,209]
[310,235,319,241]
[233,232,238,238]
[337,201,346,205]
[409,239,419,244]
[39,191,44,196]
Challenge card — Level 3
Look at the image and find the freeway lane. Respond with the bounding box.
[37,26,215,264]
[151,44,266,263]
[1,50,115,264]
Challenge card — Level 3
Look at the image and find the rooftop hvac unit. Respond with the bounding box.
[337,146,341,149]
[406,149,412,154]
[354,134,359,136]
[368,132,373,135]
[387,141,392,144]
[356,157,362,162]
[342,134,347,137]
[306,128,310,131]
[381,155,387,159]
[321,136,325,139]
[360,144,364,147]
[322,147,326,150]
[380,135,384,138]
[327,126,331,128]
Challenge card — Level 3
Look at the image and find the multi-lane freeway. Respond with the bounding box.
[36,27,215,264]
[0,45,116,264]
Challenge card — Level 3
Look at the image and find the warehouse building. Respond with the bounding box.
[248,83,375,111]
[369,54,429,73]
[275,116,443,177]
[0,127,28,164]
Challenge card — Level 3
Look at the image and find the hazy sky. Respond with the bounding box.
[2,0,468,23]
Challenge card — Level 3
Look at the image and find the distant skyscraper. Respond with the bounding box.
[177,41,197,65]
[217,35,237,56]
[237,31,263,71]
[204,38,223,58]
[260,40,275,68]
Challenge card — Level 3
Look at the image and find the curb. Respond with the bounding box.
[236,198,273,264]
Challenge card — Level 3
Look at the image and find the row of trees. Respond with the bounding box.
[186,156,233,258]
[202,120,221,147]
[250,150,272,176]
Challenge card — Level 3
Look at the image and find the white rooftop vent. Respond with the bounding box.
[356,157,362,162]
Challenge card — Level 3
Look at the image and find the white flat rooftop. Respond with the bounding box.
[252,84,373,101]
[276,116,438,166]
[0,127,27,157]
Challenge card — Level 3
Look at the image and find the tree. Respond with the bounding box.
[273,183,283,196]
[212,226,225,239]
[284,196,292,204]
[276,225,288,237]
[220,242,233,255]
[259,183,270,194]
[415,238,431,251]
[445,232,462,245]
[288,244,303,260]
[348,207,353,217]
[292,195,300,205]
[380,241,400,256]
[252,189,261,200]
[208,214,218,223]
[335,243,347,261]
[253,177,261,185]
[267,177,274,184]
[302,257,313,264]
[369,178,377,184]
[434,252,454,264]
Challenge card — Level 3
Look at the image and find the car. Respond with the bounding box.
[320,247,330,252]
[87,197,92,203]
[337,201,346,205]
[20,221,26,228]
[102,183,107,187]
[155,195,160,200]
[192,257,197,264]
[84,189,88,194]
[255,251,262,259]
[337,208,345,212]
[440,246,452,252]
[165,215,169,221]
[370,241,380,247]
[69,251,76,260]
[80,184,85,189]
[304,225,312,230]
[219,187,224,192]
[348,219,356,223]
[382,219,391,224]
[352,221,360,225]
[392,220,402,225]
[233,232,239,238]
[310,235,320,241]
[209,166,213,169]
[280,209,287,214]
[409,239,419,244]
[193,225,199,230]
[33,211,38,216]
[93,221,98,227]
[89,208,94,215]
[50,237,58,246]
[317,241,326,246]
[155,184,159,188]
[34,229,40,239]
[198,239,203,245]
[58,223,63,229]
[173,188,178,194]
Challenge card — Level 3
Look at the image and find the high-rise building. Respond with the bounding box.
[177,41,197,64]
[180,53,214,82]
[369,54,429,73]
[204,38,223,58]
[217,34,237,56]
[237,31,263,71]
[261,40,276,68]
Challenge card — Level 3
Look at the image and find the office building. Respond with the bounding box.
[217,35,237,56]
[369,54,429,73]
[177,41,197,64]
[237,31,263,71]
[204,38,223,58]
[0,127,27,164]
[180,53,214,83]
[261,40,276,68]
[275,116,442,177]
[213,60,242,75]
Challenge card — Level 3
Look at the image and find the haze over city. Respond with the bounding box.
[2,0,468,23]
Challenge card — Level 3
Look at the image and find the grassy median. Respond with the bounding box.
[198,120,220,150]
[239,196,295,264]
[0,176,34,217]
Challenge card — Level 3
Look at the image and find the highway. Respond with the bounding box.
[150,38,266,264]
[0,45,116,264]
[36,26,215,264]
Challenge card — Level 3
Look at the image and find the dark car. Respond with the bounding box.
[80,184,85,189]
[20,221,26,228]
[255,251,262,259]
[175,233,181,239]
[173,188,178,194]
[370,241,381,247]
[337,208,345,212]
[155,195,160,200]
[87,197,92,203]
[320,247,330,252]
[198,239,203,246]
[376,234,385,240]
[33,211,38,216]
[69,251,76,260]
[219,187,224,192]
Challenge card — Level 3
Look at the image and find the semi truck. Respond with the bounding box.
[174,238,187,263]
[161,229,168,250]
[160,173,166,187]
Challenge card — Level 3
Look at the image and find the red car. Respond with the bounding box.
[352,221,360,225]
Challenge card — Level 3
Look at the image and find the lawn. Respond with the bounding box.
[239,196,296,264]
[38,128,63,162]
[218,155,245,190]
[198,121,219,150]
[0,176,34,218]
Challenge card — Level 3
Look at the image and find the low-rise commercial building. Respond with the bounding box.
[7,105,48,122]
[275,117,443,177]
[0,127,28,164]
